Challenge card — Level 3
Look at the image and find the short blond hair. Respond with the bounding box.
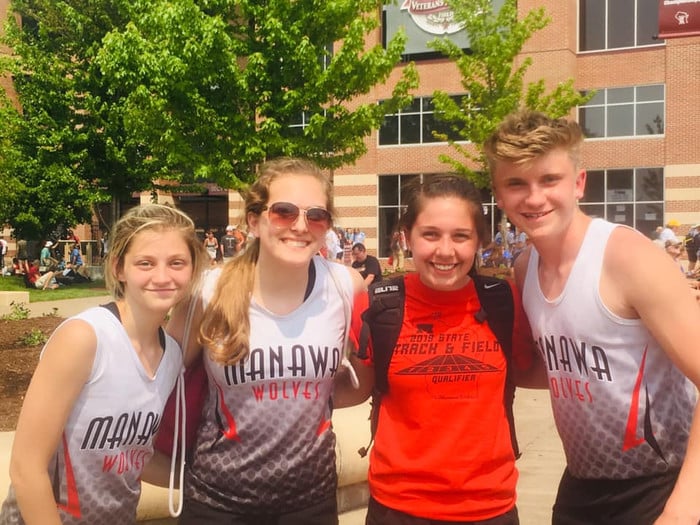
[484,109,584,172]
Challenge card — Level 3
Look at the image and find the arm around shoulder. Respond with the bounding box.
[507,273,548,389]
[333,267,374,408]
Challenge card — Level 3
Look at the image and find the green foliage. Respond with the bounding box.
[428,0,592,187]
[0,0,418,239]
[95,0,417,182]
[0,0,417,235]
[0,301,30,320]
[0,0,151,239]
[18,327,48,346]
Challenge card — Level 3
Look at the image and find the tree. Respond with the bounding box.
[0,0,163,240]
[428,0,591,188]
[0,0,418,239]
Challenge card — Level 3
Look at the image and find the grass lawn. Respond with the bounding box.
[0,275,108,302]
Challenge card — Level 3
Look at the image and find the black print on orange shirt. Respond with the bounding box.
[396,354,498,377]
[417,323,433,334]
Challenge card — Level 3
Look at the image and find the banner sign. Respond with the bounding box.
[384,0,505,57]
[658,0,700,39]
[400,0,465,35]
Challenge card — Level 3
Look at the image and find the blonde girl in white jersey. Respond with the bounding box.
[0,204,207,525]
[167,157,370,525]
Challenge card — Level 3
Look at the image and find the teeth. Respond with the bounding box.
[286,240,308,248]
[434,264,455,271]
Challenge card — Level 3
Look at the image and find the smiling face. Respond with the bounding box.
[117,229,194,315]
[408,195,481,292]
[249,174,329,267]
[491,148,586,243]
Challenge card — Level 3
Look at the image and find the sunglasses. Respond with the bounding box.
[263,202,331,232]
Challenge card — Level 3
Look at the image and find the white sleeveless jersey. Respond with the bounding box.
[186,257,353,513]
[0,306,182,525]
[523,218,695,479]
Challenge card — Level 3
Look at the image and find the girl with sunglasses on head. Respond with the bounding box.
[0,204,208,525]
[167,157,371,525]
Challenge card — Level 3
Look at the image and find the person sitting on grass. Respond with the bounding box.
[26,260,59,290]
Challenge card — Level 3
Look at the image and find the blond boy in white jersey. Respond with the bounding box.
[485,110,700,525]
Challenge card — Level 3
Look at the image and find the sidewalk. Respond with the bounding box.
[26,294,111,318]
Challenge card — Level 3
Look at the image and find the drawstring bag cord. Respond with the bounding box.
[168,368,186,517]
[167,284,200,517]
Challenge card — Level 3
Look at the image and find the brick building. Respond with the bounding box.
[331,0,700,257]
[2,0,699,260]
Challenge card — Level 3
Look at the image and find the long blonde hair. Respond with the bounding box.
[199,157,334,365]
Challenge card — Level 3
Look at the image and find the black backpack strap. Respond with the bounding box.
[470,273,514,357]
[357,276,405,457]
[470,271,520,458]
[358,277,405,389]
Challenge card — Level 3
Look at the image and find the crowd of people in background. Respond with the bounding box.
[323,226,366,263]
[5,217,700,286]
[481,222,529,272]
[651,219,700,281]
[1,236,92,287]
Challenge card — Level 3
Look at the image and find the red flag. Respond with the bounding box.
[658,0,700,39]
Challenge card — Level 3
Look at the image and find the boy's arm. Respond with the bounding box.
[604,228,700,524]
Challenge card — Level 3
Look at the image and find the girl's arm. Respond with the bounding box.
[141,450,175,488]
[510,249,548,388]
[333,268,374,408]
[10,320,96,525]
[166,296,204,367]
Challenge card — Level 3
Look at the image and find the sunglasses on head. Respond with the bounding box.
[262,202,331,232]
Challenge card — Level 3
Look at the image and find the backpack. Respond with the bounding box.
[356,270,519,459]
[685,228,699,252]
[222,234,239,256]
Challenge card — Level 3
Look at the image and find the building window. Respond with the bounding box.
[378,96,464,146]
[579,85,664,139]
[579,0,660,51]
[288,111,314,137]
[288,43,333,136]
[378,174,419,256]
[288,109,329,137]
[579,167,664,237]
[320,42,333,70]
